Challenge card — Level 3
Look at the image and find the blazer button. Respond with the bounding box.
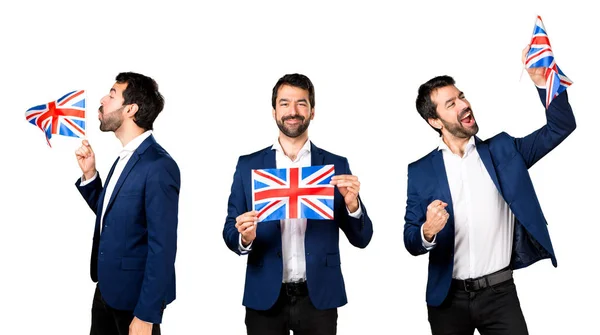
[277,251,282,258]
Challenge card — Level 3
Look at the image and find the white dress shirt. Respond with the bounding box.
[422,136,514,280]
[80,130,153,234]
[240,138,362,283]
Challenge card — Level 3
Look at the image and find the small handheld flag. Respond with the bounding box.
[25,90,86,147]
[524,16,572,107]
[252,164,335,222]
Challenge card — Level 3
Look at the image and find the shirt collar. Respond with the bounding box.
[119,130,153,159]
[272,138,311,156]
[437,136,476,154]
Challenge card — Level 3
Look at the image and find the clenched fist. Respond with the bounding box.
[422,200,449,242]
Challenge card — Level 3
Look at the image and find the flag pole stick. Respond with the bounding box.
[84,90,87,141]
[520,15,538,82]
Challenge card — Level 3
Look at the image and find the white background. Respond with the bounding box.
[0,0,597,334]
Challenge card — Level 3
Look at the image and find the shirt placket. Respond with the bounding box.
[462,152,476,278]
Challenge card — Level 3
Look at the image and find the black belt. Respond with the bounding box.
[282,281,308,297]
[452,268,513,292]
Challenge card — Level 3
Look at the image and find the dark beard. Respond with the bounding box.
[276,115,310,138]
[99,105,125,132]
[441,118,479,138]
[440,108,479,138]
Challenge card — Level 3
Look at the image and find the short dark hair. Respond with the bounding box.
[116,72,165,131]
[415,75,455,135]
[271,73,315,109]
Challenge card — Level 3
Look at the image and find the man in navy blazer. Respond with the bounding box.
[223,73,373,335]
[403,46,576,334]
[75,72,179,335]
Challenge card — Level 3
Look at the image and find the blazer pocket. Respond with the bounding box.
[326,253,341,267]
[121,257,146,271]
[118,191,142,198]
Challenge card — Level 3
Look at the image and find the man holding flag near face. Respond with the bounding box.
[403,17,576,335]
[75,72,179,335]
[223,73,373,335]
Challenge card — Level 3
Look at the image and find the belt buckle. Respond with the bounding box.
[285,283,298,297]
[285,283,293,296]
[463,279,480,292]
[463,280,473,292]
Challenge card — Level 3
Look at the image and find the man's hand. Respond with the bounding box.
[236,210,258,246]
[330,174,360,213]
[129,316,152,335]
[75,139,97,181]
[422,200,449,242]
[522,44,547,87]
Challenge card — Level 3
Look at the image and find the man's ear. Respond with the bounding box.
[428,117,442,131]
[127,104,139,118]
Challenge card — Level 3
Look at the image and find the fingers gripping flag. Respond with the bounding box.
[252,164,335,222]
[525,16,572,107]
[25,90,86,147]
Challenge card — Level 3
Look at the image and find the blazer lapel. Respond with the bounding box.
[475,137,501,194]
[95,157,120,225]
[263,146,276,168]
[104,135,155,215]
[431,149,454,217]
[310,142,325,166]
[104,153,140,215]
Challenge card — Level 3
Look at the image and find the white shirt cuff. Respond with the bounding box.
[79,172,98,187]
[421,224,437,250]
[347,201,363,218]
[238,234,253,254]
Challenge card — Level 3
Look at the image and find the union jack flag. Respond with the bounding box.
[525,16,572,107]
[252,164,335,222]
[25,90,86,147]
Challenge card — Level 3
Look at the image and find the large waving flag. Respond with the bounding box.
[525,16,572,107]
[252,164,335,222]
[25,90,86,147]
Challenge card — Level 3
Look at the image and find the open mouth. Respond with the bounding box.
[460,110,474,126]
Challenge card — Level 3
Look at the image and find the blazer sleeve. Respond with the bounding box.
[338,158,373,249]
[403,165,429,256]
[514,88,576,168]
[223,157,247,255]
[75,174,103,214]
[134,157,180,324]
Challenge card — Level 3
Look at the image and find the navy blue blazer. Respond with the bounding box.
[223,142,373,311]
[404,89,576,307]
[76,135,180,324]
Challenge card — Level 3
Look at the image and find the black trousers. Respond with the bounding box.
[427,279,528,335]
[91,285,161,335]
[245,284,338,335]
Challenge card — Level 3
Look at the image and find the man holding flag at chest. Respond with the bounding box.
[223,73,373,335]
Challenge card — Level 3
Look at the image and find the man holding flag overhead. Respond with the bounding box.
[75,72,179,335]
[403,31,576,335]
[223,73,373,335]
[525,16,573,107]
